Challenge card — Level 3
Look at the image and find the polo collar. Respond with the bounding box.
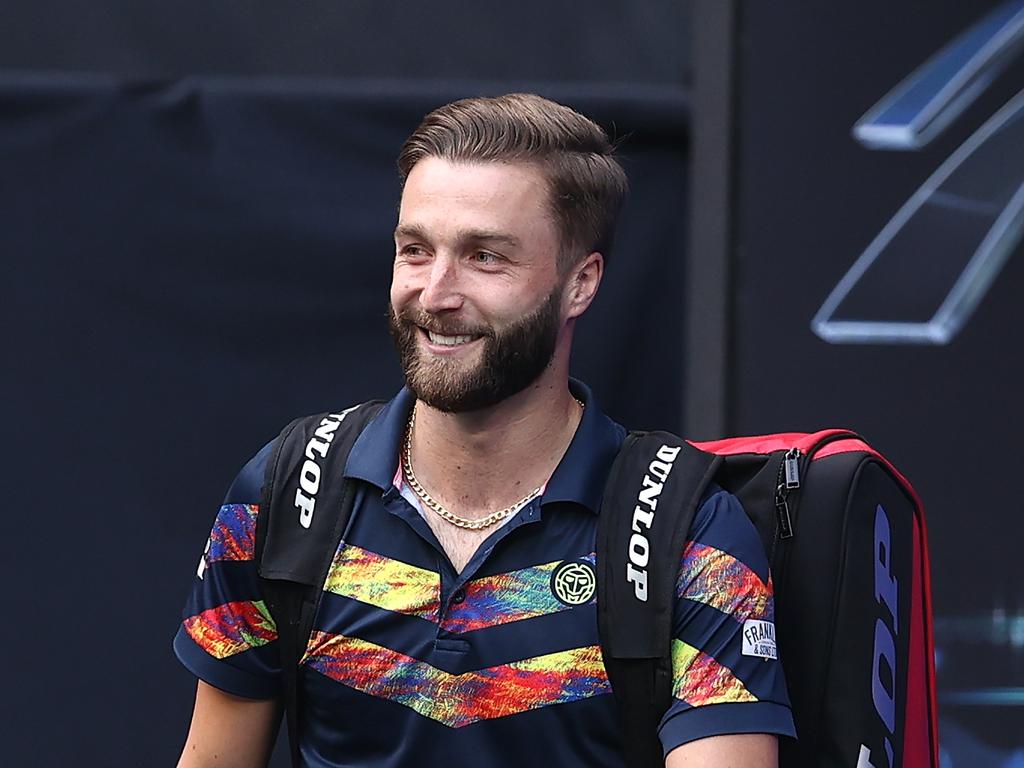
[344,387,414,489]
[541,379,625,514]
[344,379,625,515]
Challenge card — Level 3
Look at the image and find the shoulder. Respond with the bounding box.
[221,439,275,506]
[672,483,778,658]
[220,401,384,506]
[686,483,770,586]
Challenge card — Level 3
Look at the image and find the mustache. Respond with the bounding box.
[391,306,492,338]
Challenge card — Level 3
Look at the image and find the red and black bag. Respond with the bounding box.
[598,429,939,768]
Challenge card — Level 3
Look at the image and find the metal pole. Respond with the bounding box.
[684,0,739,439]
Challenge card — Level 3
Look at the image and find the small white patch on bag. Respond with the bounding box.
[742,619,777,660]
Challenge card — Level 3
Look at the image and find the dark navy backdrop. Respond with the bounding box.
[5,1,1024,765]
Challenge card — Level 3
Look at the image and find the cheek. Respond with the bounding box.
[390,272,416,310]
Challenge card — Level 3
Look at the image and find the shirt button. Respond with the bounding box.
[452,589,467,604]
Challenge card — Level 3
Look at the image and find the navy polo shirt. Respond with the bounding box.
[175,382,794,766]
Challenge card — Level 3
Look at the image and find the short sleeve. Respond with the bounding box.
[658,486,796,755]
[173,442,282,700]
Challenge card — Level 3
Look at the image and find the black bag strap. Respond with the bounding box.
[597,430,721,768]
[254,401,386,768]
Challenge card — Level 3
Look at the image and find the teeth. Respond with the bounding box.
[428,331,475,346]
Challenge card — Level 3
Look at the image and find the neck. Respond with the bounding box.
[406,372,583,518]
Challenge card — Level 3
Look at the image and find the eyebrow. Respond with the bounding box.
[394,224,521,249]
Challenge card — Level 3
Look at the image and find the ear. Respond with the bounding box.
[564,251,604,319]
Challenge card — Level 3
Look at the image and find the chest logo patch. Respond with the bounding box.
[551,560,597,606]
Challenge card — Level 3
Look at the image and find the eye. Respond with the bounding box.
[399,244,430,261]
[472,251,500,266]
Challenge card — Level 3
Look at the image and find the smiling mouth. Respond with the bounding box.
[423,329,483,347]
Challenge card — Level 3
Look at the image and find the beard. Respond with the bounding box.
[388,286,564,413]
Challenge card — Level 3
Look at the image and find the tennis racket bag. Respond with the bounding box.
[598,429,939,768]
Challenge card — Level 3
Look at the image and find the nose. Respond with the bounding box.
[418,255,464,313]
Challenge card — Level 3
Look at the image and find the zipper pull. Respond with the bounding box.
[775,484,794,539]
[784,448,802,489]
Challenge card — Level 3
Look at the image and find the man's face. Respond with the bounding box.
[389,158,567,413]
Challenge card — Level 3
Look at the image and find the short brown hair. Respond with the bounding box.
[398,93,628,269]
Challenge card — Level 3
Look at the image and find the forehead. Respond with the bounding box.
[397,158,556,242]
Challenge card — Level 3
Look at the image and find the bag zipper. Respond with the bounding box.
[774,448,802,539]
[774,431,861,539]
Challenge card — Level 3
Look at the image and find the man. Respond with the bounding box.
[175,93,795,767]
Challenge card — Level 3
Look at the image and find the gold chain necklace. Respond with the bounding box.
[401,407,546,531]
